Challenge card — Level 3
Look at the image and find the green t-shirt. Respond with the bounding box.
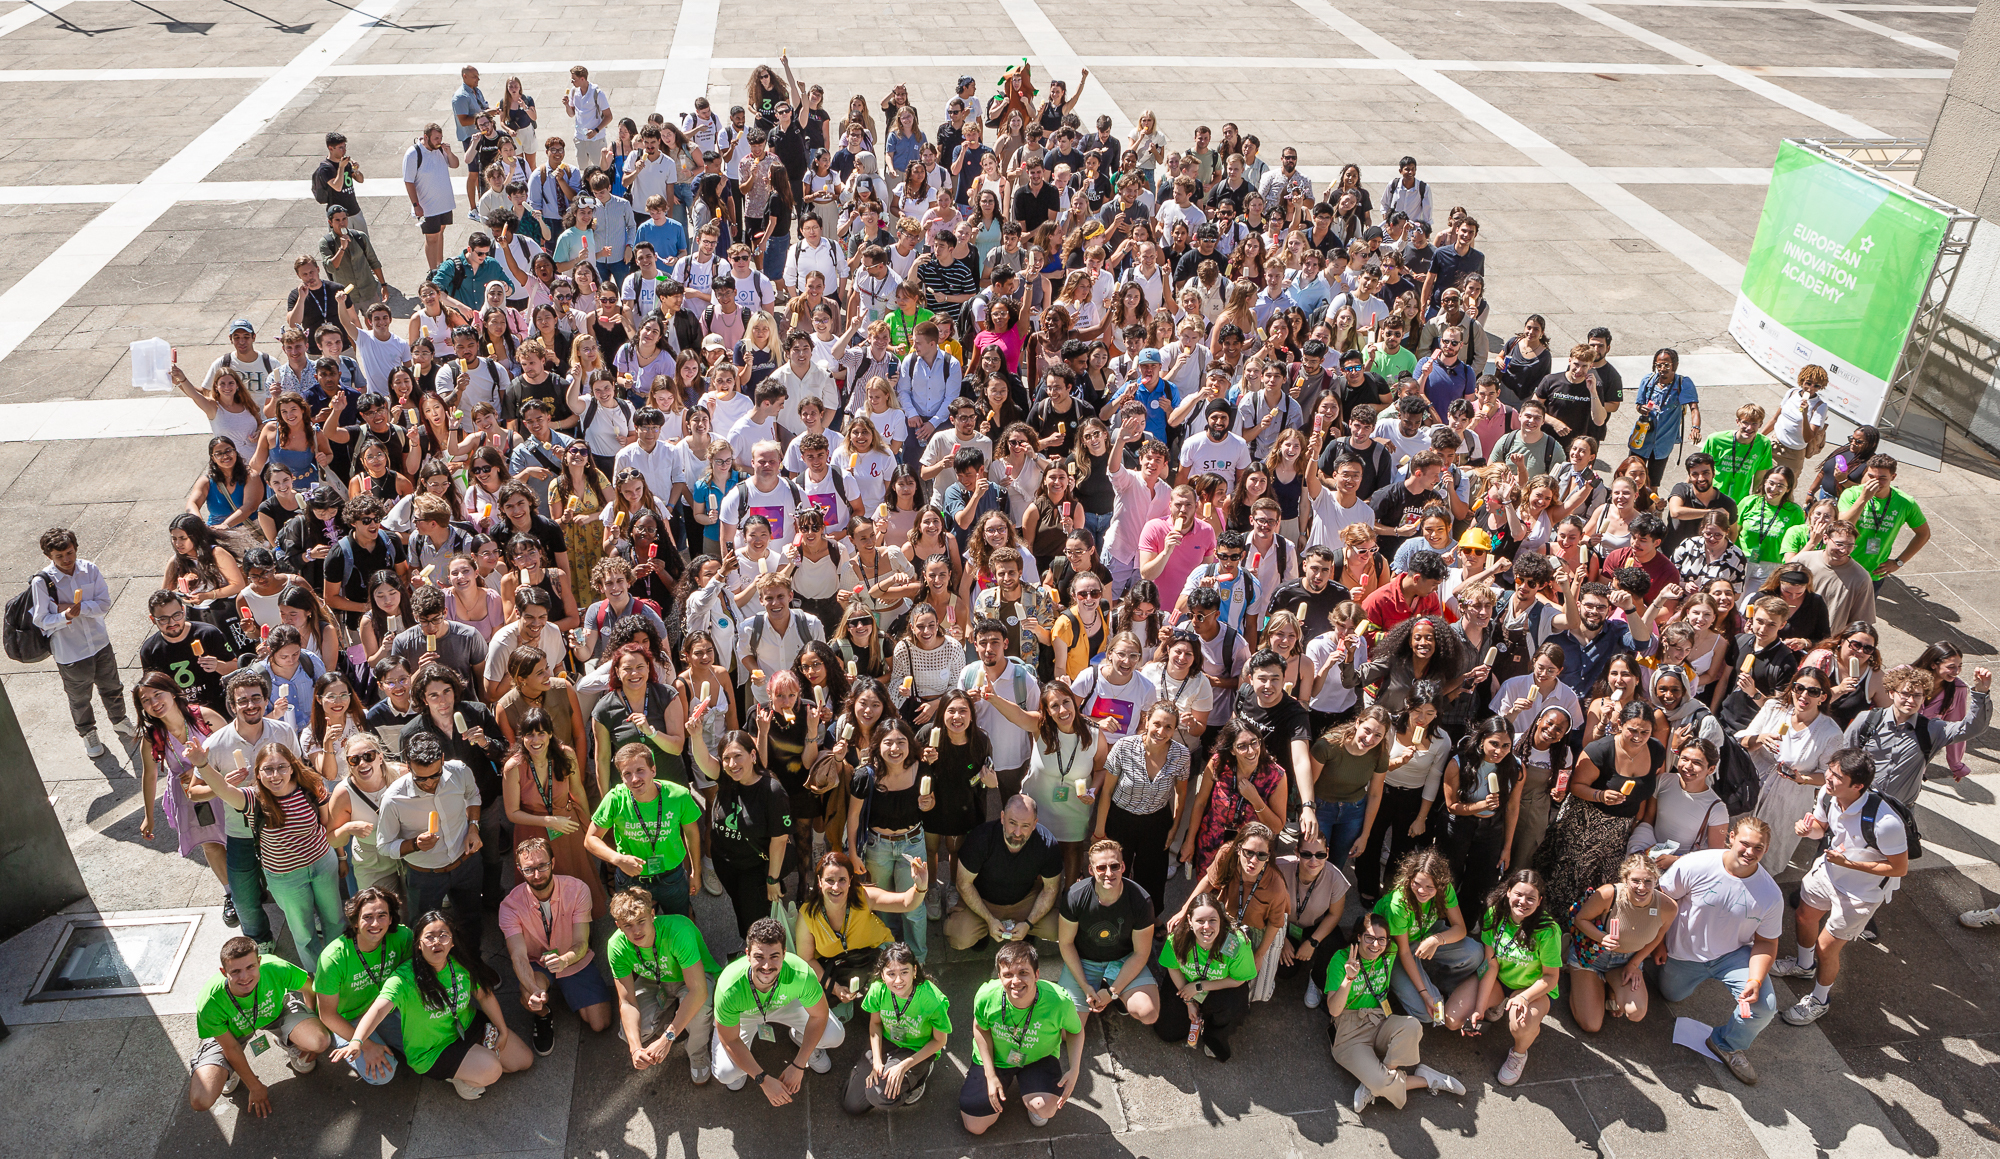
[1375,883,1458,939]
[1780,522,1816,558]
[381,958,480,1074]
[1848,488,1926,572]
[1322,946,1397,1015]
[592,780,703,873]
[861,978,954,1050]
[1700,432,1773,503]
[1482,916,1562,997]
[714,953,825,1027]
[195,955,312,1041]
[1157,929,1257,1001]
[317,927,415,1021]
[971,977,1081,1067]
[606,914,721,984]
[1736,496,1805,564]
[886,307,934,352]
[1370,346,1417,382]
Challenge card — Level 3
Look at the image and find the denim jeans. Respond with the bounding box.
[1315,800,1369,883]
[863,829,928,961]
[1083,510,1113,554]
[598,260,633,288]
[762,232,790,281]
[264,847,344,968]
[616,861,692,918]
[225,834,272,942]
[331,1012,404,1085]
[1058,952,1156,1012]
[1387,932,1487,1018]
[1656,944,1778,1054]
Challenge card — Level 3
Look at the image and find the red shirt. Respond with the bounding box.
[1361,580,1444,632]
[1602,545,1682,601]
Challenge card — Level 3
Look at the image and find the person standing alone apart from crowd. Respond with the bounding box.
[31,527,136,758]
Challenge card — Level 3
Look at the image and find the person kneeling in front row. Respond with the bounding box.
[845,942,953,1113]
[962,940,1087,1133]
[712,917,846,1101]
[1328,912,1466,1110]
[606,886,720,1083]
[189,936,333,1115]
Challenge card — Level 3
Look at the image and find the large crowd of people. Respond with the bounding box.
[27,55,1997,1129]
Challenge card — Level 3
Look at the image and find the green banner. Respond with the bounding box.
[1731,141,1950,422]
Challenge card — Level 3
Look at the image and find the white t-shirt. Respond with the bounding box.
[724,415,780,470]
[1652,776,1724,855]
[702,390,755,435]
[961,659,1042,769]
[1811,788,1906,898]
[1488,676,1582,738]
[569,83,610,139]
[1178,432,1252,487]
[204,351,278,405]
[354,331,411,394]
[403,144,457,217]
[720,478,802,547]
[1657,849,1784,963]
[1769,387,1830,452]
[1306,490,1373,552]
[1303,633,1369,713]
[1073,667,1159,743]
[1371,418,1433,464]
[782,431,848,476]
[1141,661,1214,751]
[796,467,856,535]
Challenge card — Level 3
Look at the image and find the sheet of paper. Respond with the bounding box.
[1673,1016,1720,1061]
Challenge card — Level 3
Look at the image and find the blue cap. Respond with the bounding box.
[228,318,255,334]
[1136,348,1163,366]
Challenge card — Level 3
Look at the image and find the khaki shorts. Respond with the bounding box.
[189,993,315,1073]
[1799,862,1881,940]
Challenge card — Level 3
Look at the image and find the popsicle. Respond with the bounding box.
[1606,916,1620,941]
[846,659,857,678]
[700,681,711,702]
[840,721,855,741]
[1487,771,1500,797]
[919,776,934,797]
[750,669,765,684]
[1621,779,1636,795]
[815,686,827,708]
[233,749,247,771]
[1849,656,1861,681]
[1056,422,1066,437]
[519,568,533,586]
[929,726,942,748]
[427,811,439,835]
[901,676,914,694]
[648,543,658,560]
[453,711,468,734]
[189,639,204,657]
[849,976,860,997]
[70,590,82,613]
[1483,646,1498,667]
[424,633,438,653]
[260,624,272,641]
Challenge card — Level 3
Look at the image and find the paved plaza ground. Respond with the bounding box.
[3,0,2000,1154]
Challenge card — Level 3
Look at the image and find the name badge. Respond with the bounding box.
[643,855,670,877]
[1005,1049,1024,1066]
[247,1032,273,1057]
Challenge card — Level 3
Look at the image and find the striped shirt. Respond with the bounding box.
[1106,734,1190,816]
[256,788,331,873]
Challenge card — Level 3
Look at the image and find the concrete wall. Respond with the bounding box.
[0,680,87,941]
[1914,0,2000,442]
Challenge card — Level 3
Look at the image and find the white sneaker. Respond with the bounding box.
[1498,1049,1529,1086]
[1027,1109,1049,1127]
[927,889,944,921]
[1304,978,1323,1009]
[703,858,724,896]
[725,1073,748,1091]
[221,1073,240,1096]
[1962,907,2000,929]
[1165,854,1180,881]
[284,1047,317,1075]
[83,731,106,758]
[1768,955,1815,978]
[1414,1063,1465,1097]
[691,1061,712,1085]
[809,1048,831,1074]
[112,719,141,747]
[1352,1080,1375,1112]
[449,1076,484,1100]
[1783,994,1832,1026]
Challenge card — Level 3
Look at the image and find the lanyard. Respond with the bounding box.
[750,975,783,1021]
[642,931,669,983]
[635,787,670,848]
[1051,730,1082,783]
[995,992,1034,1050]
[1233,867,1265,928]
[888,985,914,1025]
[529,754,557,812]
[1348,953,1388,1008]
[225,982,260,1030]
[357,939,392,989]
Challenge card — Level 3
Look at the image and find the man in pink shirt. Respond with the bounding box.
[1138,484,1216,610]
[1105,409,1173,595]
[500,838,616,1055]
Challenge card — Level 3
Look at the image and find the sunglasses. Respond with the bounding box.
[1792,683,1828,697]
[1297,849,1328,860]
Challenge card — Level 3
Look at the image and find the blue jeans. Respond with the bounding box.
[1388,932,1487,1018]
[863,829,928,961]
[1656,945,1778,1054]
[1083,510,1112,554]
[225,834,272,942]
[762,232,790,281]
[1058,953,1156,1012]
[264,847,344,968]
[598,260,633,288]
[616,861,692,918]
[1315,800,1369,883]
[331,1013,404,1085]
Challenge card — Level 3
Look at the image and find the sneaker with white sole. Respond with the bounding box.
[113,719,141,747]
[809,1048,831,1074]
[1783,994,1832,1026]
[1768,955,1815,978]
[903,1077,927,1104]
[532,1013,555,1055]
[1304,977,1323,1009]
[220,895,240,928]
[927,889,943,921]
[1855,927,1878,942]
[83,731,106,759]
[221,1073,240,1096]
[1027,1109,1049,1127]
[449,1076,484,1100]
[1352,1080,1375,1112]
[1961,907,2000,929]
[1414,1064,1465,1097]
[724,1073,748,1091]
[703,858,724,897]
[691,1061,712,1085]
[1497,1049,1529,1086]
[284,1047,318,1075]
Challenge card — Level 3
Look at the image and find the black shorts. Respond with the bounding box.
[424,1012,489,1081]
[958,1054,1063,1116]
[421,212,454,235]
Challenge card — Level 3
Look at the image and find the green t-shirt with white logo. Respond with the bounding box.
[1323,946,1397,1015]
[971,977,1081,1067]
[714,953,824,1028]
[381,958,480,1073]
[861,978,953,1050]
[317,927,414,1020]
[1157,928,1257,1000]
[605,914,721,984]
[1483,914,1562,997]
[195,955,311,1041]
[592,780,703,873]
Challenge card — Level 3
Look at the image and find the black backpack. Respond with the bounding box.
[1860,789,1923,863]
[3,572,56,664]
[1684,703,1760,816]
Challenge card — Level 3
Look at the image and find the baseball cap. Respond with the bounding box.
[1135,348,1163,366]
[1458,528,1494,552]
[958,74,976,89]
[228,318,255,335]
[324,204,348,219]
[702,335,726,350]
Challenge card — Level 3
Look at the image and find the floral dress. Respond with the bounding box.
[1191,756,1287,877]
[557,475,610,611]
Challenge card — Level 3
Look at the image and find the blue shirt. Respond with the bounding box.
[1287,272,1330,317]
[938,480,1006,549]
[637,218,689,263]
[1132,375,1181,444]
[1553,620,1638,695]
[1177,564,1258,632]
[1417,357,1476,419]
[451,84,488,143]
[1633,372,1699,459]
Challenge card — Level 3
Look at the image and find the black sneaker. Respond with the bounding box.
[221,895,239,928]
[532,1013,555,1056]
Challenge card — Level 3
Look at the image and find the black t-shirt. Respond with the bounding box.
[1046,557,1113,605]
[1172,247,1222,288]
[850,766,924,832]
[1058,878,1156,962]
[1012,182,1062,230]
[1533,371,1594,441]
[958,819,1062,907]
[767,126,810,181]
[1586,362,1624,441]
[1663,483,1737,555]
[1027,397,1085,457]
[505,373,573,427]
[138,623,240,712]
[1718,634,1801,733]
[712,771,795,869]
[257,493,302,533]
[495,514,569,567]
[1234,694,1310,753]
[325,532,403,612]
[1268,579,1352,640]
[1581,736,1664,819]
[313,159,362,215]
[1042,147,1086,176]
[1321,438,1393,499]
[935,121,966,169]
[286,283,350,344]
[1369,479,1434,557]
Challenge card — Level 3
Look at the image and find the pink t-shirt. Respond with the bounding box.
[974,327,1024,373]
[1137,517,1216,609]
[497,875,597,977]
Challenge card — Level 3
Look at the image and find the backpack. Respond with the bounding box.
[1860,789,1923,863]
[1684,703,1760,816]
[1861,706,1935,761]
[963,656,1033,707]
[737,609,826,683]
[3,572,58,664]
[702,303,752,335]
[726,478,807,533]
[592,595,663,634]
[580,396,635,439]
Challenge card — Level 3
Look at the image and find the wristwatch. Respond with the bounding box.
[766,875,781,884]
[1305,936,1320,949]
